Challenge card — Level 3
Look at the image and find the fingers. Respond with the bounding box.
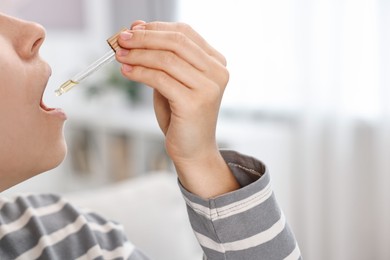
[130,20,146,29]
[117,48,214,90]
[120,64,190,103]
[120,61,223,104]
[142,22,227,66]
[115,21,229,104]
[116,29,229,88]
[118,29,213,72]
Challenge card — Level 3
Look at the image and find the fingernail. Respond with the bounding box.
[120,31,133,40]
[132,25,146,30]
[117,48,129,56]
[122,64,133,72]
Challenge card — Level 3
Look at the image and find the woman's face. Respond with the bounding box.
[0,13,67,191]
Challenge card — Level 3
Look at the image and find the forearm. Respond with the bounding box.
[179,150,302,260]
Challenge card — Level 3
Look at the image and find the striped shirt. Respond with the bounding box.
[0,150,301,259]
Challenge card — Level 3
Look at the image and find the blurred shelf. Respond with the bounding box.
[61,102,173,191]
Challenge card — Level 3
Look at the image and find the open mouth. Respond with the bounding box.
[39,64,56,112]
[40,99,55,112]
[39,95,67,120]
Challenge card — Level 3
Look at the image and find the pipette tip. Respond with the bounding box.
[55,80,78,96]
[55,89,63,96]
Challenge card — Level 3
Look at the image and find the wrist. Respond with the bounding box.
[173,151,240,199]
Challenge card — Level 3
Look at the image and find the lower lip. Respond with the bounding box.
[43,107,68,120]
[40,100,67,120]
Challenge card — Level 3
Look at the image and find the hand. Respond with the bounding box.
[116,21,239,198]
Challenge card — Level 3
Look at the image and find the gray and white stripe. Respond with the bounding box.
[193,213,287,253]
[183,182,273,221]
[0,195,133,260]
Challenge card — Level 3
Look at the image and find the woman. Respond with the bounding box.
[0,13,301,259]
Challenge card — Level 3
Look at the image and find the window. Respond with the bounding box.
[177,0,386,120]
[177,0,303,113]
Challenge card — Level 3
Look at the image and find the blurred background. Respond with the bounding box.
[2,0,390,259]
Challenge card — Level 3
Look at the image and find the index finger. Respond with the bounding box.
[137,22,227,66]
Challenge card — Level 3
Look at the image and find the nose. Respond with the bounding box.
[18,21,46,60]
[0,13,47,60]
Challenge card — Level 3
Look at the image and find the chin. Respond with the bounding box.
[0,134,68,192]
[41,138,68,172]
[0,144,67,192]
[29,133,68,176]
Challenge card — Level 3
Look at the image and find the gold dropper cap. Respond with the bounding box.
[107,29,125,52]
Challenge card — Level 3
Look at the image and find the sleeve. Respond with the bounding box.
[0,194,150,260]
[178,150,302,260]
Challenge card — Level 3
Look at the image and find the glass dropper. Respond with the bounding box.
[55,28,123,96]
[55,50,115,96]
